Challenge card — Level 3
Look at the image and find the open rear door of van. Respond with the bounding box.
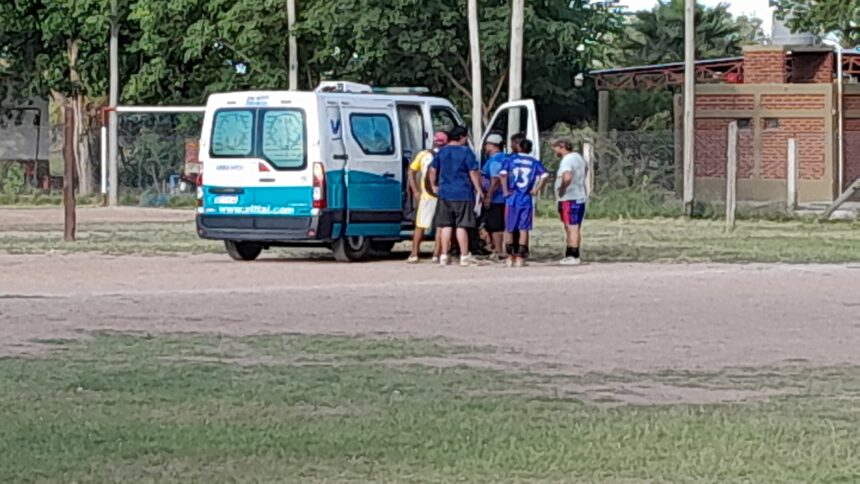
[340,100,403,238]
[481,99,540,160]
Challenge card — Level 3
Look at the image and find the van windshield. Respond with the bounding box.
[211,108,306,170]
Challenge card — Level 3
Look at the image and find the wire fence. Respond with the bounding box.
[115,113,202,206]
[535,129,679,217]
[2,112,856,212]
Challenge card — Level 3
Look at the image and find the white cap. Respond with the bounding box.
[485,133,504,146]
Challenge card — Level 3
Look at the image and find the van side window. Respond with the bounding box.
[349,113,395,156]
[431,107,459,133]
[261,109,306,169]
[212,110,254,157]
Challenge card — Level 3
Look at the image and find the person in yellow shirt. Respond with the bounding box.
[406,131,448,263]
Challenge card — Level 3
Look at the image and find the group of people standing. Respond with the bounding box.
[407,125,587,267]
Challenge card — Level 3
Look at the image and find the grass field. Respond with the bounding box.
[3,215,860,263]
[2,333,859,482]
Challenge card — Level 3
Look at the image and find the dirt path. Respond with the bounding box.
[3,253,860,374]
[0,207,193,228]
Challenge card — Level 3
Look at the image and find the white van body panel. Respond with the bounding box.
[195,85,540,261]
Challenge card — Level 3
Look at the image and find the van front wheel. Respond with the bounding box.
[225,240,263,261]
[332,236,370,262]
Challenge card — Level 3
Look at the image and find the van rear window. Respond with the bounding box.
[261,110,305,169]
[210,108,306,170]
[212,110,254,156]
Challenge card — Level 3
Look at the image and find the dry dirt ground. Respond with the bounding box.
[0,206,193,228]
[3,252,860,378]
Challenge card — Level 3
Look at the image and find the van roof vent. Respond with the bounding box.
[315,81,373,93]
[315,81,430,95]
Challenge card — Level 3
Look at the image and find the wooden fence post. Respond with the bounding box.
[583,142,595,198]
[63,106,77,242]
[725,121,738,232]
[786,138,797,211]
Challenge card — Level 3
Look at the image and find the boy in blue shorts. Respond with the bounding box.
[499,139,549,267]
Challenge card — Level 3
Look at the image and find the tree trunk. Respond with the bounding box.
[467,0,483,147]
[73,94,92,196]
[65,39,93,196]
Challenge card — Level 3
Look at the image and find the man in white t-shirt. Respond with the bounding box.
[552,139,588,265]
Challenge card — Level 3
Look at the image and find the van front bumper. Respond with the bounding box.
[196,212,340,242]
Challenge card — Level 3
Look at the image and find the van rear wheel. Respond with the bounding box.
[332,236,370,262]
[225,240,263,261]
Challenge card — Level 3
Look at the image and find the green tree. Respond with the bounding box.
[610,0,763,131]
[620,0,758,66]
[0,0,111,194]
[772,0,859,48]
[296,0,623,128]
[125,0,307,104]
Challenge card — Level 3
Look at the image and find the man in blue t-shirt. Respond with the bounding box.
[481,131,507,261]
[427,125,485,267]
[499,139,549,267]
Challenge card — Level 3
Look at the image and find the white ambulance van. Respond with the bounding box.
[196,81,539,262]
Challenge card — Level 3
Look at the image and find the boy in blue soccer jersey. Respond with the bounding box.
[499,139,549,267]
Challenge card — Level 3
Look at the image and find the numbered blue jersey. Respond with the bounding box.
[500,154,548,208]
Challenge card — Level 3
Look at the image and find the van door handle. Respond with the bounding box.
[383,172,396,179]
[259,178,276,183]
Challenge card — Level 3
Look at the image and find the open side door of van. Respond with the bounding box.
[481,99,540,161]
[339,100,403,238]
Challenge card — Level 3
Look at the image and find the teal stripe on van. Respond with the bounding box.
[203,186,313,217]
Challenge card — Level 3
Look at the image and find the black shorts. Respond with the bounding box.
[435,200,476,229]
[485,203,505,233]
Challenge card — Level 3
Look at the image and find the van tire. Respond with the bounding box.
[225,240,263,261]
[332,236,370,262]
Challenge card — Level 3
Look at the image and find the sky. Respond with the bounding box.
[618,0,773,35]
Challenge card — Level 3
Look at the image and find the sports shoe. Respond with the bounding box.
[459,254,477,267]
[559,257,582,266]
[505,257,515,268]
[431,256,440,264]
[488,253,503,263]
[514,258,526,268]
[406,255,420,264]
[439,254,449,266]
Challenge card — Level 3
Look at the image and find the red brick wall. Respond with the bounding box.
[744,50,786,84]
[761,118,826,180]
[696,95,755,111]
[845,119,860,188]
[694,119,755,179]
[790,53,834,83]
[695,119,730,177]
[760,94,826,110]
[844,96,860,111]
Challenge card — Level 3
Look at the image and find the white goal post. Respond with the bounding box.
[100,105,205,202]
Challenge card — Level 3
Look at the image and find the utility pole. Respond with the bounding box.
[508,0,524,102]
[468,0,483,147]
[108,0,119,206]
[287,0,298,90]
[682,0,695,216]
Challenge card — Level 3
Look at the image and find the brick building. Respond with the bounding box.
[593,45,860,204]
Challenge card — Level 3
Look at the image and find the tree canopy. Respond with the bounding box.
[2,0,624,129]
[296,0,623,128]
[0,0,109,101]
[609,0,763,131]
[619,0,761,67]
[772,0,860,48]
